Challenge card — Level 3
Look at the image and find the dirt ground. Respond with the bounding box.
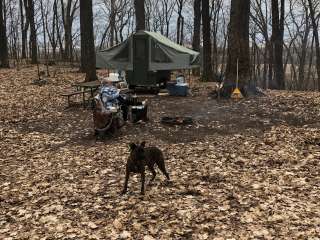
[1,66,320,239]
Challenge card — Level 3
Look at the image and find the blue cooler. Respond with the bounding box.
[166,82,189,96]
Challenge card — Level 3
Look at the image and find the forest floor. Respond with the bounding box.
[1,66,320,239]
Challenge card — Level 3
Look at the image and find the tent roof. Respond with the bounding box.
[100,31,199,55]
[143,31,199,56]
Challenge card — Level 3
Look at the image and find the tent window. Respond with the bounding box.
[151,40,171,63]
[113,43,129,62]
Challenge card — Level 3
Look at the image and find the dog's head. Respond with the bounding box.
[129,141,146,162]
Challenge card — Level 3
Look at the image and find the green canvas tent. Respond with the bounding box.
[96,31,200,88]
[96,31,200,70]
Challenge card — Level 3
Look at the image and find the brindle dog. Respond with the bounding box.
[121,142,170,195]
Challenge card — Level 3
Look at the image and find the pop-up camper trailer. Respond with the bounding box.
[96,31,200,89]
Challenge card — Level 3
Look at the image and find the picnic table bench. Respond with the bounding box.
[61,89,93,108]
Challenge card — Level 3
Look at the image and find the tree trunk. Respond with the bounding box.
[176,15,181,44]
[57,24,64,59]
[298,23,311,90]
[306,33,315,89]
[225,0,250,88]
[202,0,213,81]
[270,0,285,89]
[164,0,173,38]
[56,0,64,60]
[262,42,268,89]
[40,0,49,76]
[134,0,145,31]
[26,0,37,64]
[176,0,185,45]
[192,0,201,75]
[46,0,58,61]
[80,0,96,81]
[61,0,77,62]
[20,0,28,59]
[268,40,273,89]
[192,0,201,52]
[8,1,18,61]
[64,21,72,61]
[308,0,320,91]
[110,0,116,46]
[0,0,9,68]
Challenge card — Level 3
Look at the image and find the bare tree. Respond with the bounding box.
[45,0,59,60]
[0,0,9,67]
[192,0,201,75]
[192,0,201,52]
[225,0,250,88]
[202,0,212,81]
[134,0,145,31]
[162,0,175,37]
[19,0,29,59]
[176,0,185,45]
[270,0,285,89]
[25,0,38,64]
[210,0,224,75]
[110,0,116,46]
[250,0,271,89]
[99,0,133,49]
[7,0,19,63]
[118,1,133,42]
[60,0,79,61]
[40,0,49,75]
[308,0,320,90]
[80,0,96,81]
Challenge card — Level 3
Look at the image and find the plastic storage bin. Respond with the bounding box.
[166,82,189,96]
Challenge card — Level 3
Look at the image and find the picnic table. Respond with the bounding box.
[60,80,101,108]
[73,80,101,98]
[62,79,126,108]
[74,79,123,97]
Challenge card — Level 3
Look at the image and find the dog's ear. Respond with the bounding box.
[129,143,136,151]
[140,141,146,148]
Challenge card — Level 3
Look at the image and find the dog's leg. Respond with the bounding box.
[121,168,130,195]
[140,170,145,195]
[148,164,157,183]
[157,160,170,180]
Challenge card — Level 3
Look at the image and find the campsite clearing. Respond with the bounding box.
[1,66,320,239]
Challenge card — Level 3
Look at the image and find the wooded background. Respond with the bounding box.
[0,0,320,91]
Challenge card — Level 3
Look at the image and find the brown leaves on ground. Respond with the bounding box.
[0,66,320,239]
